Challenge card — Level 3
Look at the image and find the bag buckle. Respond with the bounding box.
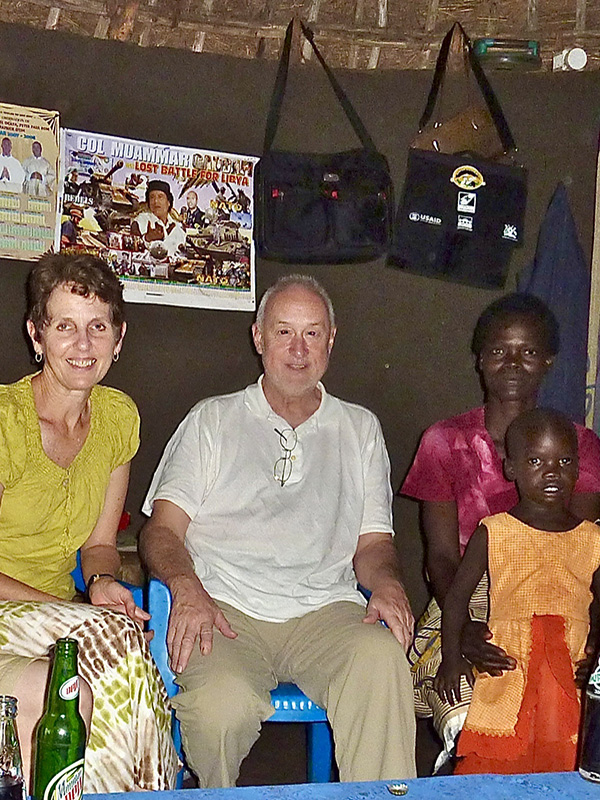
[323,172,340,200]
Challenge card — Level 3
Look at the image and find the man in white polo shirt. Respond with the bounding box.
[140,274,416,788]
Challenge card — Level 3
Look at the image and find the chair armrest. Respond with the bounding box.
[357,583,371,601]
[145,578,179,697]
[357,583,390,629]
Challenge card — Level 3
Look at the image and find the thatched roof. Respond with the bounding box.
[2,0,599,70]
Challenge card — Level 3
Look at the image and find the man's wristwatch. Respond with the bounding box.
[86,573,115,596]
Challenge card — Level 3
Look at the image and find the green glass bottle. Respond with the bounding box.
[0,696,25,800]
[32,639,86,800]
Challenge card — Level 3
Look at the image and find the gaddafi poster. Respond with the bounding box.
[57,129,257,311]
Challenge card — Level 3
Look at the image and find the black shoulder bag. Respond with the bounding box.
[255,19,393,264]
[390,23,527,289]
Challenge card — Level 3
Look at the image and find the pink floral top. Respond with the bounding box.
[401,407,600,555]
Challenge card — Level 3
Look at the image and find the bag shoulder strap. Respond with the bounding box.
[263,18,376,153]
[420,22,516,153]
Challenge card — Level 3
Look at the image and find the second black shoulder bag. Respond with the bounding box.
[390,23,527,289]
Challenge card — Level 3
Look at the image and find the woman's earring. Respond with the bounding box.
[34,352,43,364]
[113,351,120,362]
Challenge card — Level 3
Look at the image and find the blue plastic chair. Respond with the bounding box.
[146,578,334,785]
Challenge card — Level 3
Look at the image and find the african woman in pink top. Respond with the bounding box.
[401,293,600,771]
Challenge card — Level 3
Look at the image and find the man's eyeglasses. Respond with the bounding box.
[274,427,297,486]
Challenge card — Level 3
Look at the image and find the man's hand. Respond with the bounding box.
[144,222,165,242]
[88,577,151,627]
[434,655,475,705]
[363,579,414,651]
[168,575,237,673]
[353,533,414,651]
[461,620,516,676]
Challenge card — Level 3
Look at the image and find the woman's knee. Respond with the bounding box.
[15,660,93,733]
[13,659,50,721]
[79,677,93,734]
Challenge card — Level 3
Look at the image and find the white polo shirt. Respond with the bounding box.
[143,378,394,622]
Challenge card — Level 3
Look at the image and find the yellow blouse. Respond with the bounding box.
[0,375,140,599]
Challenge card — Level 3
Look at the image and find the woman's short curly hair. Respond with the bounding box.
[471,292,560,357]
[27,253,125,339]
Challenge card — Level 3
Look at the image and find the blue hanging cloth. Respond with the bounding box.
[518,182,590,423]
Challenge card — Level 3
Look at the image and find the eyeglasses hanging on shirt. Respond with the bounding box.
[273,427,298,486]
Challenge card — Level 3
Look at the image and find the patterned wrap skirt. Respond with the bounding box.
[408,577,489,766]
[0,600,179,792]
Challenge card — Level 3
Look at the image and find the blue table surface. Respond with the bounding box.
[86,772,599,800]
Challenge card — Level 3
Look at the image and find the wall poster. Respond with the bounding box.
[57,129,257,311]
[0,102,59,260]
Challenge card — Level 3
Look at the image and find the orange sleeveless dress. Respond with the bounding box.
[456,513,600,774]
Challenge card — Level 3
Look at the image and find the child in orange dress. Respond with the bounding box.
[434,408,600,774]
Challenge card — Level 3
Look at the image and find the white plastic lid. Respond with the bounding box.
[567,47,588,70]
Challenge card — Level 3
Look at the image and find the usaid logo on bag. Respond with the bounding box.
[408,212,442,226]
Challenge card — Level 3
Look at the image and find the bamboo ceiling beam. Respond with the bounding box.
[192,30,206,52]
[254,0,277,59]
[527,0,537,31]
[301,0,321,61]
[425,0,439,33]
[366,0,387,69]
[32,0,106,13]
[348,0,364,68]
[93,14,110,37]
[575,0,586,34]
[6,0,600,70]
[107,1,140,40]
[4,1,584,46]
[46,7,61,28]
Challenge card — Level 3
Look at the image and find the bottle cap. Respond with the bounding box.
[0,696,17,717]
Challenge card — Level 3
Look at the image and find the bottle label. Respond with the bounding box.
[589,663,600,694]
[42,760,84,800]
[58,677,79,701]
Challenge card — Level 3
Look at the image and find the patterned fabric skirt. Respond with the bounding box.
[0,601,179,793]
[407,577,489,767]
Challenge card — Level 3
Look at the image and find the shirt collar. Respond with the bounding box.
[244,375,334,430]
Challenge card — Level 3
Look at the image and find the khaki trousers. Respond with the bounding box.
[172,600,416,787]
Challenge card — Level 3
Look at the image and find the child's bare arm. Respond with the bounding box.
[575,564,600,688]
[434,651,476,705]
[434,524,488,703]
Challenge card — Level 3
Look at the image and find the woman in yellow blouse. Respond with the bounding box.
[0,253,178,792]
